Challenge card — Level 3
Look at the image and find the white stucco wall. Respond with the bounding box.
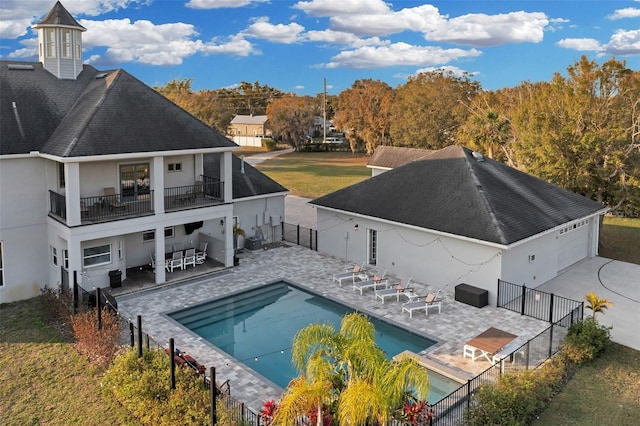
[501,231,560,288]
[233,195,286,244]
[0,157,50,303]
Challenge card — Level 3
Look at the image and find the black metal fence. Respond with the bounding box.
[497,279,584,323]
[282,222,317,250]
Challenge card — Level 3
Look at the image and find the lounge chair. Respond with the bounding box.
[402,290,442,318]
[166,250,184,272]
[183,248,196,268]
[332,263,368,286]
[196,242,208,264]
[103,187,126,211]
[352,269,388,295]
[375,278,413,303]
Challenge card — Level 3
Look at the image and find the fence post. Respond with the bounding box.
[96,287,102,330]
[548,324,554,358]
[466,380,471,409]
[73,271,78,313]
[241,402,245,422]
[281,221,284,241]
[169,338,176,390]
[496,279,501,307]
[296,224,300,245]
[525,341,531,370]
[548,293,555,323]
[145,333,150,350]
[314,229,318,251]
[520,284,527,315]
[137,315,143,358]
[210,367,216,426]
[129,321,134,347]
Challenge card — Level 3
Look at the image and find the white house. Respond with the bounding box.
[228,115,271,147]
[0,2,287,304]
[310,145,607,305]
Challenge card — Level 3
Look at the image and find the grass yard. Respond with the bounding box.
[534,342,640,425]
[0,297,136,426]
[254,151,370,198]
[600,216,640,265]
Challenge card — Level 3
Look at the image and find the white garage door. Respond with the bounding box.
[558,220,590,270]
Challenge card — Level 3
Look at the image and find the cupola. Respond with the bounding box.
[32,1,86,79]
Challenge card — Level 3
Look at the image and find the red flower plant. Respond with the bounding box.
[260,400,278,425]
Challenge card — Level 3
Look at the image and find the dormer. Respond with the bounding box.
[33,1,86,80]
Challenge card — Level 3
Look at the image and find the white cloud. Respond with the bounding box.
[326,42,481,69]
[293,0,390,16]
[187,0,268,9]
[603,29,640,55]
[329,4,443,36]
[556,38,602,51]
[607,7,640,20]
[425,11,549,47]
[242,17,304,43]
[201,34,258,56]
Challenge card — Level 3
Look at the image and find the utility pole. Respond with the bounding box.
[323,77,327,143]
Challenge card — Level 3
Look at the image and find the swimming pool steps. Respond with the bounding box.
[169,282,291,329]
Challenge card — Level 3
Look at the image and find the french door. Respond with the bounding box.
[120,163,150,201]
[368,229,377,265]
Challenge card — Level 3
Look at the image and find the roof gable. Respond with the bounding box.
[230,115,268,125]
[312,145,605,245]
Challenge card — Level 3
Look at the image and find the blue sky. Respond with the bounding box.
[1,0,639,95]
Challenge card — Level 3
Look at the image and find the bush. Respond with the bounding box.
[262,138,277,151]
[40,285,72,323]
[564,316,611,364]
[71,308,122,368]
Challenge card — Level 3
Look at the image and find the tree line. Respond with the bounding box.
[155,56,639,216]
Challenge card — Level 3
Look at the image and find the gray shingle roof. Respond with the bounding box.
[34,1,85,30]
[311,145,605,245]
[230,115,268,125]
[367,145,434,169]
[203,154,288,199]
[0,61,236,157]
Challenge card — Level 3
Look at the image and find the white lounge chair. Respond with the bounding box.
[353,269,388,295]
[196,242,208,264]
[166,250,184,272]
[402,290,442,318]
[332,263,368,286]
[375,278,413,303]
[183,248,196,268]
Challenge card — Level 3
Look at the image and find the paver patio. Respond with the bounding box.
[115,244,550,412]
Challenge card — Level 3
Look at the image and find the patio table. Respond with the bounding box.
[463,327,517,363]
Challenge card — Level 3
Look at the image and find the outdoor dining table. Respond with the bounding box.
[463,327,517,363]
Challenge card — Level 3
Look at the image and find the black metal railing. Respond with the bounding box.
[164,175,224,211]
[49,190,66,219]
[81,191,154,222]
[497,279,584,323]
[282,222,317,250]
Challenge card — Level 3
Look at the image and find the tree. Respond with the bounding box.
[272,313,429,425]
[267,95,319,150]
[584,291,613,317]
[333,79,393,154]
[390,70,480,150]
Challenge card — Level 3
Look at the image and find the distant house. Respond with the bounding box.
[228,115,271,147]
[367,146,434,176]
[0,2,287,303]
[311,145,607,305]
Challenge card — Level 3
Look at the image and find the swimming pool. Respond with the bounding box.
[169,281,461,403]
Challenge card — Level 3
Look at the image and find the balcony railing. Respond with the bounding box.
[48,176,225,225]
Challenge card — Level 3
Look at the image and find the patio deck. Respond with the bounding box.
[114,244,549,412]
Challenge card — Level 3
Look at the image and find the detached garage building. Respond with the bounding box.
[310,145,607,305]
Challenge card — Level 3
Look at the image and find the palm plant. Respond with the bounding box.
[584,292,614,317]
[272,312,429,425]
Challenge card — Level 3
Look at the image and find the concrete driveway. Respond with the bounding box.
[537,256,640,351]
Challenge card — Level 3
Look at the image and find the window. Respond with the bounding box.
[83,244,111,267]
[0,241,4,286]
[168,163,182,172]
[62,249,69,269]
[45,28,56,58]
[75,40,81,58]
[368,229,378,266]
[58,163,65,188]
[118,240,123,260]
[51,246,58,266]
[142,227,174,242]
[62,29,71,58]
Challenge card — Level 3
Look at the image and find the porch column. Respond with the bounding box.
[221,151,232,203]
[67,235,84,289]
[224,214,234,267]
[194,153,204,179]
[152,156,164,214]
[65,163,81,226]
[154,226,166,284]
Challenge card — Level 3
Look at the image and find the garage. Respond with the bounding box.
[558,220,590,270]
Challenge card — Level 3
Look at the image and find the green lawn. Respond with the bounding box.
[254,151,370,198]
[600,216,640,265]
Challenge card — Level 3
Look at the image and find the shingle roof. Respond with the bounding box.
[311,145,606,245]
[230,115,268,125]
[203,154,288,199]
[34,1,85,30]
[0,61,236,157]
[367,145,435,169]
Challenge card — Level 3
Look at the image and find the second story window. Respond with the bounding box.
[45,28,56,58]
[62,29,71,58]
[168,163,182,172]
[58,163,65,188]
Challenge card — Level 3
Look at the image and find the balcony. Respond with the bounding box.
[49,176,225,225]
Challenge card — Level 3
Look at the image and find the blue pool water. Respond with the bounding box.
[169,281,461,402]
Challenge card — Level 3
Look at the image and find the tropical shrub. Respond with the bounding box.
[563,316,611,364]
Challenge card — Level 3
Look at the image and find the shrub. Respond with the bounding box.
[262,138,277,151]
[564,316,611,364]
[40,285,72,323]
[71,308,122,368]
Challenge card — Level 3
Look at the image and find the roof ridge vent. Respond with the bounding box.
[95,72,108,79]
[471,151,484,161]
[7,64,34,70]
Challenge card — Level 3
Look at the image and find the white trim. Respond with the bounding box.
[38,146,240,163]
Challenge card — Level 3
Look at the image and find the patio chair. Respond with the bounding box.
[183,248,196,268]
[352,269,388,295]
[187,180,203,201]
[375,278,415,303]
[196,242,208,264]
[402,289,442,318]
[150,253,157,271]
[103,187,126,211]
[332,262,368,286]
[166,250,184,272]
